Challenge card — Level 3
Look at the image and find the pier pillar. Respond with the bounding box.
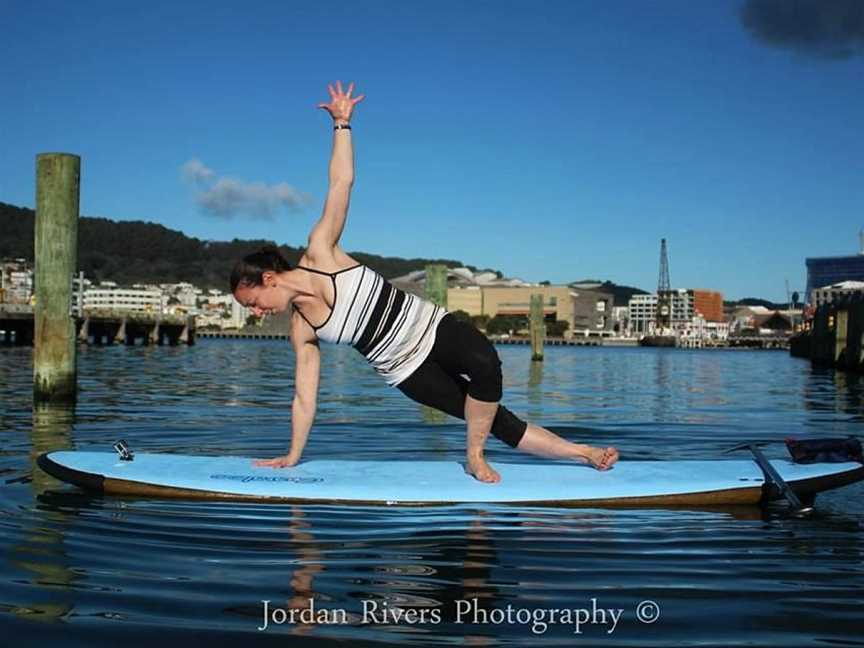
[835,310,848,366]
[114,318,127,345]
[530,293,545,362]
[33,153,80,402]
[77,317,89,343]
[150,320,161,346]
[19,323,34,346]
[424,264,448,309]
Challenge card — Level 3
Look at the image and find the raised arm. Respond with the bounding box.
[308,81,365,254]
[253,311,321,468]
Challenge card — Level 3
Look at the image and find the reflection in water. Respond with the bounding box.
[30,402,75,491]
[5,403,78,625]
[832,369,863,419]
[804,366,864,425]
[653,350,672,423]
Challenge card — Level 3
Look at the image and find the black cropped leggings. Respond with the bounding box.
[396,314,528,448]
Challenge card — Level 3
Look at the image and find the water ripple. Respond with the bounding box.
[1,342,863,646]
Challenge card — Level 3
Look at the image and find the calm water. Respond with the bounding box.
[1,341,863,647]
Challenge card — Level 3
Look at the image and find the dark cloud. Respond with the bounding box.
[741,0,864,59]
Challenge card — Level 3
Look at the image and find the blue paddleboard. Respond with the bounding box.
[37,450,864,507]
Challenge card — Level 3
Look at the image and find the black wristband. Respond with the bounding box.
[334,123,351,131]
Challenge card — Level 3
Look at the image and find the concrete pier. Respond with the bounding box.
[791,295,864,371]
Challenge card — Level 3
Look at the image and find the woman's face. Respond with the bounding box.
[233,272,289,317]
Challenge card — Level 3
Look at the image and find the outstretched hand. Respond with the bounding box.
[318,80,364,124]
[253,454,300,468]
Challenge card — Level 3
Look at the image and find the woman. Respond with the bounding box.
[231,81,619,483]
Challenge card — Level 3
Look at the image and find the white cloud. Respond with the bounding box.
[180,158,312,220]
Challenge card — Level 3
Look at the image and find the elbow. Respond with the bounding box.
[294,392,317,414]
[329,176,353,188]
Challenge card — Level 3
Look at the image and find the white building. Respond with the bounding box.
[628,290,707,337]
[812,281,864,307]
[84,284,165,313]
[161,282,200,311]
[72,274,91,316]
[627,294,658,335]
[1,260,33,304]
[194,289,249,329]
[610,305,629,334]
[230,298,250,329]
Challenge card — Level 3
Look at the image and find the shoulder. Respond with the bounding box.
[291,307,319,349]
[300,243,360,272]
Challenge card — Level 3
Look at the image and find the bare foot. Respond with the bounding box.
[585,446,619,471]
[465,456,501,483]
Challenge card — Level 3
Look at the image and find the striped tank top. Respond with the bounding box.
[293,264,448,386]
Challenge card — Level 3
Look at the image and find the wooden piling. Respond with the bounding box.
[425,264,448,308]
[530,293,545,361]
[34,153,80,402]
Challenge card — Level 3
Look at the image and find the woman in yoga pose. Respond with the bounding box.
[231,81,619,483]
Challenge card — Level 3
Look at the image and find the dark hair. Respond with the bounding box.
[230,245,292,292]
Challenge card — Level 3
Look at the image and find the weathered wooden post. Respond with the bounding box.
[34,153,80,402]
[530,293,545,362]
[425,264,448,308]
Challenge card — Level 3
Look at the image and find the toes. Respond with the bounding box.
[601,448,620,469]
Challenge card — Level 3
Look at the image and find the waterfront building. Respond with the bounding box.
[464,285,574,331]
[610,305,630,334]
[627,294,658,335]
[0,259,33,304]
[230,299,250,329]
[84,284,165,313]
[693,290,724,322]
[71,274,90,316]
[568,287,614,336]
[806,254,864,304]
[161,282,200,311]
[729,306,800,334]
[393,267,587,336]
[628,289,725,338]
[812,281,864,307]
[192,289,249,329]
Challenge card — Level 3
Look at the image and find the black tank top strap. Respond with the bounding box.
[295,264,335,277]
[292,303,321,330]
[292,264,364,332]
[296,264,363,276]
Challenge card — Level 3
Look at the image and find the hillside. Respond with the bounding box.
[0,201,494,289]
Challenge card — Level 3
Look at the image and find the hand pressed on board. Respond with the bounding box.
[318,80,364,123]
[253,454,300,468]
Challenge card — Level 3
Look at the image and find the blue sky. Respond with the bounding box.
[2,0,862,301]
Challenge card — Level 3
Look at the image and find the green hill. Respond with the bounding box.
[0,201,494,290]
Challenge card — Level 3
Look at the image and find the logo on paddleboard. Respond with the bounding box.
[210,474,324,484]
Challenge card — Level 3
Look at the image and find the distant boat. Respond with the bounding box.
[640,335,676,348]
